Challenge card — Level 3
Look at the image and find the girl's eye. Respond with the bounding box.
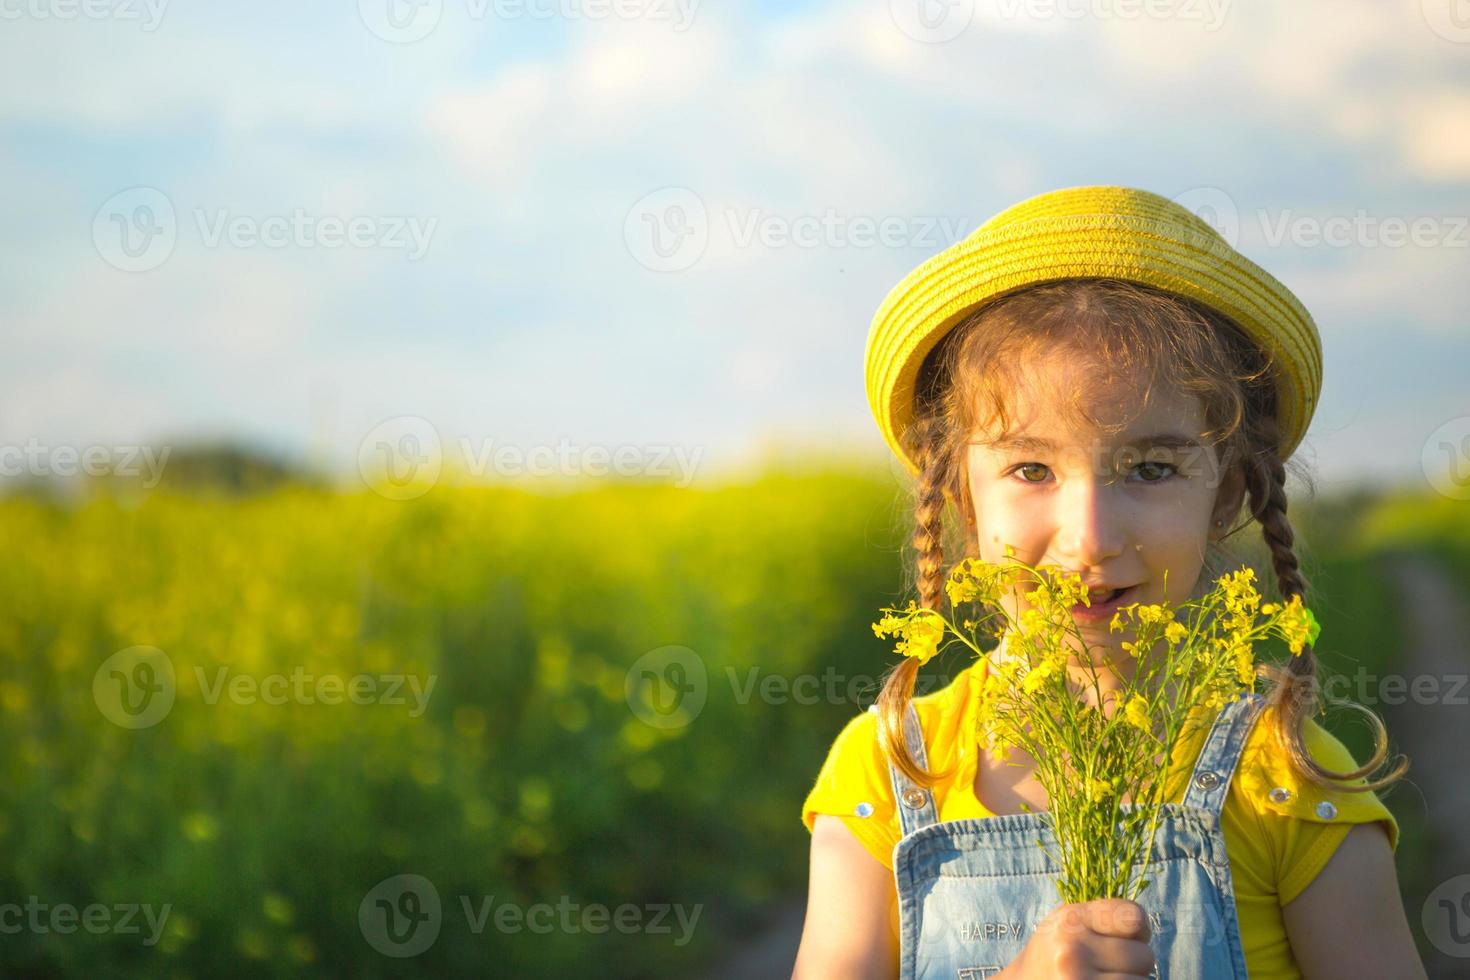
[1010,463,1049,484]
[1134,461,1180,483]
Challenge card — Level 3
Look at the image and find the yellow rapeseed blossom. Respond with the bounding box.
[874,554,1323,906]
[1136,603,1170,626]
[1275,594,1321,655]
[871,601,946,666]
[1123,695,1151,732]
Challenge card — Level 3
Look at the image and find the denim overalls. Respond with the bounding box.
[889,691,1265,979]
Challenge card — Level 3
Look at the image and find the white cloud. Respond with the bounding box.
[1399,88,1470,181]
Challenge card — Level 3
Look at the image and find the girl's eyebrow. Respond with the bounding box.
[976,432,1203,452]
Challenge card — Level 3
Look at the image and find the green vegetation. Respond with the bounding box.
[0,466,1456,977]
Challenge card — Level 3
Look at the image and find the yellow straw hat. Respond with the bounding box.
[865,185,1322,477]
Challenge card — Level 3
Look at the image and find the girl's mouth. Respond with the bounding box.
[1071,585,1136,622]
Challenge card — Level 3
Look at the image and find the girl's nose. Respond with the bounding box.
[1055,479,1127,567]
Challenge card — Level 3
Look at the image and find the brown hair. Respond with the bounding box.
[876,277,1409,797]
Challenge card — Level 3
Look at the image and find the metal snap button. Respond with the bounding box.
[855,801,875,818]
[1315,800,1338,820]
[1269,786,1292,804]
[1194,770,1221,791]
[902,788,927,809]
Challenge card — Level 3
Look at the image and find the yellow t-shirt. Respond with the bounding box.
[801,656,1399,980]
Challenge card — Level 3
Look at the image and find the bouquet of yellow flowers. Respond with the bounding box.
[872,548,1320,904]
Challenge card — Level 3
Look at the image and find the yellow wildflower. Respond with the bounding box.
[1136,604,1169,626]
[1021,659,1057,694]
[1164,622,1188,646]
[1123,695,1151,732]
[1230,643,1255,684]
[871,602,946,666]
[1274,595,1321,655]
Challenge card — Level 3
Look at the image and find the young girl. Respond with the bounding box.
[792,186,1425,979]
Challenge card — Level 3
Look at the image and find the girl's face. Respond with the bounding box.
[966,353,1243,663]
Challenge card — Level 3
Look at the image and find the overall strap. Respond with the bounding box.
[1181,691,1267,816]
[884,701,940,836]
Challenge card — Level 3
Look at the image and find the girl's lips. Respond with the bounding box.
[1071,585,1136,623]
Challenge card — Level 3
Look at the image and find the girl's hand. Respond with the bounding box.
[999,898,1155,979]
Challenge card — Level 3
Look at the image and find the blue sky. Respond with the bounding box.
[3,0,1468,492]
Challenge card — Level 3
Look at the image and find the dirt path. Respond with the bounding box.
[1382,550,1470,977]
[701,894,806,980]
